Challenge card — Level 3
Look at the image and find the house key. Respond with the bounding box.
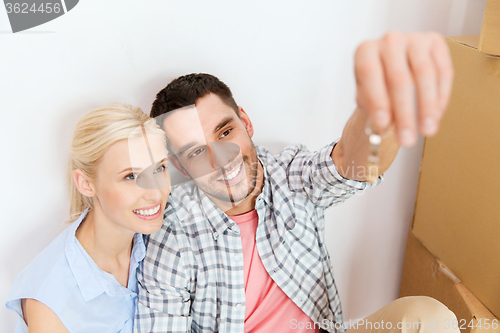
[365,120,382,185]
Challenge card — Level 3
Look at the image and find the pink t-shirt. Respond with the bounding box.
[230,210,320,333]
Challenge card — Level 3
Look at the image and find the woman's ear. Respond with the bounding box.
[238,107,254,138]
[168,153,190,179]
[73,169,95,197]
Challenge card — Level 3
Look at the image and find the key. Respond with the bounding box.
[365,120,382,185]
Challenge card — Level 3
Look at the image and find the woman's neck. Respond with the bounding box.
[75,208,135,288]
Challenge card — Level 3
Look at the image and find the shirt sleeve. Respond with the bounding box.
[134,222,192,333]
[285,140,383,209]
[12,318,28,333]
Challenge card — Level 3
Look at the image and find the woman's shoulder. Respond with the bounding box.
[6,210,136,332]
[6,218,82,318]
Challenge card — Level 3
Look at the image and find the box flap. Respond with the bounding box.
[479,0,500,55]
[456,284,498,322]
[400,230,473,328]
[447,35,480,50]
[400,231,500,333]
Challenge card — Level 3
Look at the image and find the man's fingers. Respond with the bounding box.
[354,32,453,145]
[381,32,416,147]
[430,33,454,116]
[354,40,391,133]
[407,33,439,137]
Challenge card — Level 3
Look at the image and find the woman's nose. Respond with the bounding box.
[143,188,164,202]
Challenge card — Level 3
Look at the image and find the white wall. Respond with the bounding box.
[0,0,487,330]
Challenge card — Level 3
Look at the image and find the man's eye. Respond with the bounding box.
[220,129,231,138]
[154,165,166,173]
[125,173,137,180]
[190,148,205,158]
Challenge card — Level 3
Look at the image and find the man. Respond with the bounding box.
[135,32,457,333]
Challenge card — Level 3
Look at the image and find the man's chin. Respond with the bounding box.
[208,189,249,204]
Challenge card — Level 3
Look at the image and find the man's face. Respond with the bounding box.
[162,93,259,208]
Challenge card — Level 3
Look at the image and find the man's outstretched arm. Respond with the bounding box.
[332,32,454,181]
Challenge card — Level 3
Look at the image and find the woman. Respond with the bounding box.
[6,104,170,332]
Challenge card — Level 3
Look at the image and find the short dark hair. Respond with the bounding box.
[150,73,239,118]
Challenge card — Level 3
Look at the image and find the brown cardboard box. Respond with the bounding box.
[411,1,500,318]
[400,231,500,333]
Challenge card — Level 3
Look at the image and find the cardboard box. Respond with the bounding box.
[411,0,500,318]
[400,231,500,333]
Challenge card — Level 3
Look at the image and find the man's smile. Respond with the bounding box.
[216,161,245,186]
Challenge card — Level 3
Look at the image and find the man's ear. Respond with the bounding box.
[73,169,96,197]
[168,153,190,178]
[238,106,254,138]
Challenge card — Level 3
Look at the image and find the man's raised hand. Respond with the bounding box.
[354,32,454,147]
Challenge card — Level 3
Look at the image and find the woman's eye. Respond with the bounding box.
[125,173,137,180]
[154,165,166,173]
[220,129,231,138]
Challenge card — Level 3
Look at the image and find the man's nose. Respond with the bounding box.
[179,142,241,180]
[209,142,240,170]
[136,163,170,189]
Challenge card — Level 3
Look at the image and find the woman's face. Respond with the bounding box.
[91,133,170,235]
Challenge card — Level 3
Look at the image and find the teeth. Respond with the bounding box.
[134,205,161,216]
[223,164,241,181]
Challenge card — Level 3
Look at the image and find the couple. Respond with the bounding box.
[7,32,458,333]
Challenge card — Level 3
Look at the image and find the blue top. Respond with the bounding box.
[6,210,146,333]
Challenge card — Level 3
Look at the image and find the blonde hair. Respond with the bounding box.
[67,104,165,222]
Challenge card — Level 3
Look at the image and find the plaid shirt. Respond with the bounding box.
[135,141,379,333]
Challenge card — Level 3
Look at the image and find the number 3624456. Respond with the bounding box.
[5,2,62,14]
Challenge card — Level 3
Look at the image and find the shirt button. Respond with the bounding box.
[234,254,240,261]
[236,303,242,308]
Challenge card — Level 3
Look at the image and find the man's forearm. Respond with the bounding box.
[331,107,400,181]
